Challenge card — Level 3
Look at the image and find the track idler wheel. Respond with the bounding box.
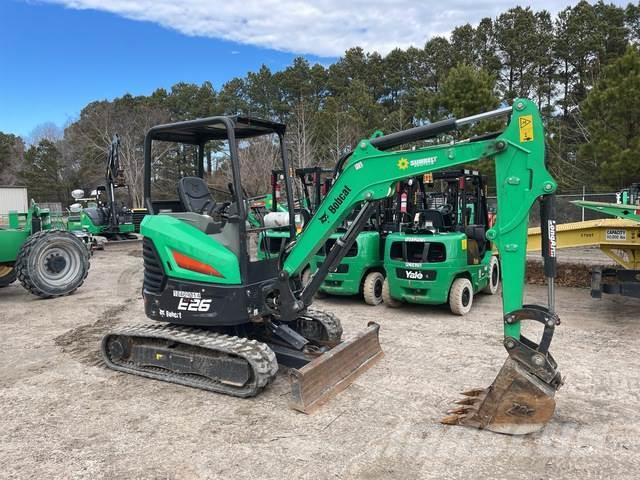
[442,305,563,435]
[294,308,343,346]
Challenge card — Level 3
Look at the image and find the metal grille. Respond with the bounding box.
[143,238,166,293]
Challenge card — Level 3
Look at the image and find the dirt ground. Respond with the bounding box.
[1,243,639,480]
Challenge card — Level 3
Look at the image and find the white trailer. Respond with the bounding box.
[0,186,28,216]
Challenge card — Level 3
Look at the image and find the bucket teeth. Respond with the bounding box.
[440,386,486,424]
[446,406,473,415]
[461,388,486,397]
[441,358,559,435]
[440,414,463,425]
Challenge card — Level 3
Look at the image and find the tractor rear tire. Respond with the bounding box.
[382,278,402,308]
[449,277,473,315]
[0,266,16,287]
[16,229,90,298]
[482,256,500,295]
[363,271,384,306]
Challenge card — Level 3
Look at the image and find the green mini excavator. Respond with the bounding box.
[102,99,563,434]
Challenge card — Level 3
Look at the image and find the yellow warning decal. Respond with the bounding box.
[461,238,467,251]
[519,115,534,142]
[155,353,164,360]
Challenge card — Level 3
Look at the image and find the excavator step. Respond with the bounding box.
[289,322,383,414]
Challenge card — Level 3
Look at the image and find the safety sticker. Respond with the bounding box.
[606,229,627,241]
[519,115,534,142]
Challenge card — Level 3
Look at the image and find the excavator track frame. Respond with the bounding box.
[102,323,278,397]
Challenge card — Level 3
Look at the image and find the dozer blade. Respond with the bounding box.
[289,321,383,414]
[441,357,558,435]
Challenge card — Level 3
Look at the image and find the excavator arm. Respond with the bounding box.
[278,98,563,434]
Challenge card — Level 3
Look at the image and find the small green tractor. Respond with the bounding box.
[382,170,500,314]
[67,134,136,241]
[0,201,90,297]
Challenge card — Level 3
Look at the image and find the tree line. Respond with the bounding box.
[2,0,640,207]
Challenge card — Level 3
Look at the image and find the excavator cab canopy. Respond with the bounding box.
[143,115,297,284]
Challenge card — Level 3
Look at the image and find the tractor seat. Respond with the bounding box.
[178,177,217,215]
[84,207,108,226]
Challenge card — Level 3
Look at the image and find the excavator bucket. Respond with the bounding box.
[441,358,559,434]
[443,305,563,435]
[289,322,383,413]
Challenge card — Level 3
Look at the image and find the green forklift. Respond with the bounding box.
[0,201,90,296]
[256,167,331,261]
[309,198,393,305]
[382,169,500,314]
[309,174,431,306]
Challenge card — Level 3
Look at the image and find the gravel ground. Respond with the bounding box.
[1,244,639,479]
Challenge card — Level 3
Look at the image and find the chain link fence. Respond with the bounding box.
[488,191,618,227]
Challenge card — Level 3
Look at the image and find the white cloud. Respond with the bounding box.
[43,0,627,57]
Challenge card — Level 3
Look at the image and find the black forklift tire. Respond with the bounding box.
[382,277,402,308]
[449,277,473,315]
[16,229,90,298]
[0,266,17,287]
[363,271,384,306]
[482,256,500,295]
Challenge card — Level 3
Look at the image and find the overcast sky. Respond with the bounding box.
[45,0,629,56]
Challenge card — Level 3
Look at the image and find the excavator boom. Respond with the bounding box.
[276,98,563,434]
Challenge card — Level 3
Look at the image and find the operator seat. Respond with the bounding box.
[178,177,217,215]
[418,210,446,230]
[175,177,224,235]
[465,224,488,264]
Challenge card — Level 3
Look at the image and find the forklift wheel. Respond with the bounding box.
[0,265,16,287]
[482,256,500,295]
[363,271,384,306]
[449,277,473,315]
[382,278,402,308]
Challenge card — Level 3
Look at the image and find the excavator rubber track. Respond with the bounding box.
[102,323,278,398]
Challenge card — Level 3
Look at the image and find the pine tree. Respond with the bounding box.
[580,47,640,188]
